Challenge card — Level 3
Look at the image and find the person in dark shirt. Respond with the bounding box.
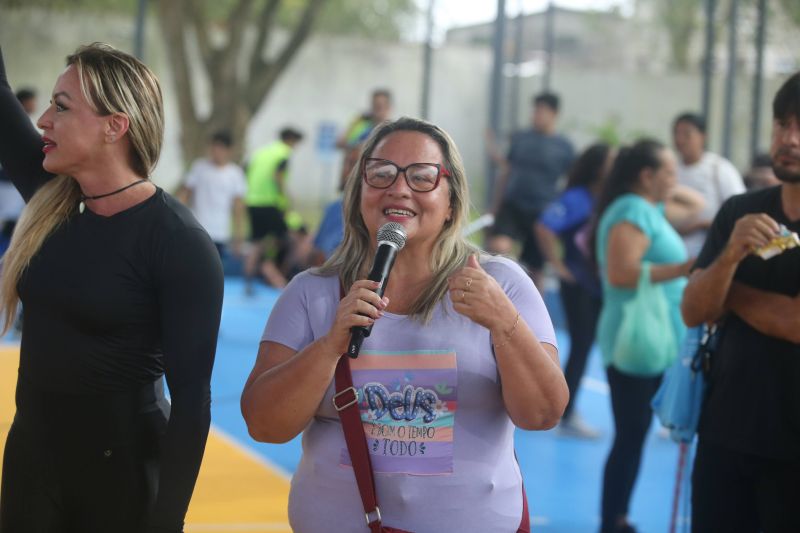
[743,152,780,191]
[535,143,614,439]
[682,71,800,532]
[488,92,575,286]
[0,43,223,533]
[15,86,37,116]
[0,87,33,254]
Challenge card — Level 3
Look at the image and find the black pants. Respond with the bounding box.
[692,439,800,532]
[0,381,168,533]
[600,366,661,532]
[560,281,601,419]
[490,202,545,270]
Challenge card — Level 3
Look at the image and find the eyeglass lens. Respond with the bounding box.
[364,160,440,192]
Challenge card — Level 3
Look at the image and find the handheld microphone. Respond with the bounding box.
[347,222,407,358]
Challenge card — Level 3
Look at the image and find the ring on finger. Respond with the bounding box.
[460,290,467,303]
[465,277,473,289]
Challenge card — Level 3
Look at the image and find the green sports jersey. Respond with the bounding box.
[245,141,292,208]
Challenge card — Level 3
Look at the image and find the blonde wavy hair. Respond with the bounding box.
[0,42,164,332]
[317,117,478,323]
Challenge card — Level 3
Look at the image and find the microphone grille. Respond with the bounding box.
[377,222,407,250]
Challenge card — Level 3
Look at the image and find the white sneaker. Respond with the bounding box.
[558,413,601,439]
[656,426,671,440]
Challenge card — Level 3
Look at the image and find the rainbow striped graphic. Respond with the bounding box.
[340,349,458,475]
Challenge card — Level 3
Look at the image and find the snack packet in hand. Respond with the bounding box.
[754,224,800,260]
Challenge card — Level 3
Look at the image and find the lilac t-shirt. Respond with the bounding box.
[262,255,557,532]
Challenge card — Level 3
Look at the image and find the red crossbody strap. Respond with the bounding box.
[334,354,384,532]
[518,476,531,532]
[333,282,384,531]
[511,448,531,532]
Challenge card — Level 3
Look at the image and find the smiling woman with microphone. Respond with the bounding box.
[241,117,568,533]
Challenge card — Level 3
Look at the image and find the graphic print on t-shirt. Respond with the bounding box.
[340,349,457,475]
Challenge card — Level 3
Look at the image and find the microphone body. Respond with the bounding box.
[347,222,407,358]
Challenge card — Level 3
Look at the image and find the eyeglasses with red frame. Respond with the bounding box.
[362,157,451,193]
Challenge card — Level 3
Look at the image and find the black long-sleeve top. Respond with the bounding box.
[0,48,224,532]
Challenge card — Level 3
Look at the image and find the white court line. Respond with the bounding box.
[187,520,552,532]
[186,524,288,532]
[581,376,610,395]
[209,424,293,480]
[188,518,551,531]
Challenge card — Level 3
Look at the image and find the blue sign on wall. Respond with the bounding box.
[317,121,338,155]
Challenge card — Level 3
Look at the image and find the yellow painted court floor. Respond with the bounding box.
[0,346,292,533]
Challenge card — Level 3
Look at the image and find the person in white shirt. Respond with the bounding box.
[673,113,746,257]
[178,130,247,257]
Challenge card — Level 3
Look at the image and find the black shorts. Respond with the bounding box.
[490,201,544,270]
[248,206,288,242]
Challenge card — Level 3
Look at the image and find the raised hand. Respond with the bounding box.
[448,254,516,332]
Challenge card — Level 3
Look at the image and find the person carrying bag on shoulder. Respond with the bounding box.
[591,140,695,533]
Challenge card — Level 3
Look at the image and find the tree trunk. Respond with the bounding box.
[661,0,701,72]
[155,0,327,169]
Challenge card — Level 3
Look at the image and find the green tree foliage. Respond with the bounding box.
[287,0,418,40]
[778,0,800,26]
[646,0,800,73]
[658,0,703,71]
[588,115,656,147]
[1,0,419,164]
[0,0,136,11]
[0,0,418,40]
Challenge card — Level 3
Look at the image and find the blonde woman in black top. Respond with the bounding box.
[0,43,223,533]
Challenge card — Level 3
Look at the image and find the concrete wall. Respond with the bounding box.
[242,32,492,215]
[1,7,791,221]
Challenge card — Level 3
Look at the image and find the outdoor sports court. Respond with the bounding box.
[0,278,686,532]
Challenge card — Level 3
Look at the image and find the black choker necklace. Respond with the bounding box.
[78,179,148,214]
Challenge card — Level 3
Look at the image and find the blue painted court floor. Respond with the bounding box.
[211,277,689,533]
